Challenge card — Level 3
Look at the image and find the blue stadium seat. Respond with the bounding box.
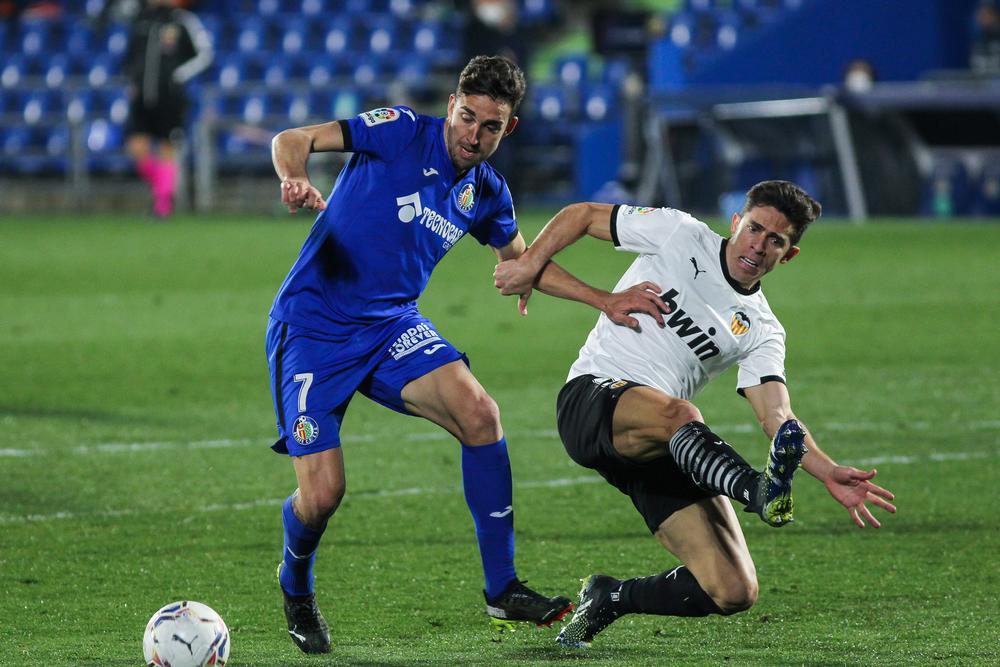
[521,0,558,25]
[20,89,58,125]
[362,14,405,59]
[715,10,745,50]
[103,22,130,58]
[352,60,382,90]
[530,85,570,122]
[323,16,358,56]
[555,55,588,87]
[1,55,33,89]
[66,23,95,57]
[242,92,269,125]
[65,89,95,123]
[237,18,270,53]
[87,54,122,88]
[286,92,312,124]
[411,19,458,65]
[44,54,84,89]
[19,20,52,58]
[582,83,617,122]
[86,119,131,173]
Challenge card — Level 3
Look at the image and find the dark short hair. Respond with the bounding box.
[741,180,822,245]
[456,55,527,114]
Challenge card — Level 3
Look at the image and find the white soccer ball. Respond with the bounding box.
[142,600,230,667]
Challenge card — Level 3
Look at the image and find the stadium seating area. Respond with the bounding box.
[2,0,996,214]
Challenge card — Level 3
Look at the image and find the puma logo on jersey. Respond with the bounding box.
[658,288,721,361]
[690,257,706,279]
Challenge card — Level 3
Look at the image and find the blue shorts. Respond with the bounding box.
[266,313,466,456]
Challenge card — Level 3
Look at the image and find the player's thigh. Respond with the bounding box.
[363,315,499,444]
[399,360,501,444]
[266,318,368,456]
[612,385,703,462]
[655,496,757,604]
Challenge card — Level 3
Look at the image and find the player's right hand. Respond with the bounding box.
[281,178,326,213]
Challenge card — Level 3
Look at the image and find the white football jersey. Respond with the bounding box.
[568,205,787,400]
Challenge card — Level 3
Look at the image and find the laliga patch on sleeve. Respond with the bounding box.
[360,107,401,126]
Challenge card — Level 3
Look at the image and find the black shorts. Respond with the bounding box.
[556,374,713,533]
[127,94,188,140]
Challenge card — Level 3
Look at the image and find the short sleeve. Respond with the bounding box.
[611,205,694,254]
[470,175,518,248]
[341,106,419,161]
[736,333,787,395]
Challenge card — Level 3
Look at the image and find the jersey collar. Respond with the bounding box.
[719,239,761,296]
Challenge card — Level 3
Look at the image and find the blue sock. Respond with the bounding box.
[461,438,517,600]
[279,495,324,597]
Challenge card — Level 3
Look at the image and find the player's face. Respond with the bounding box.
[726,206,800,288]
[444,93,517,174]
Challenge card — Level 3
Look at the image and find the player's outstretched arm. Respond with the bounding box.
[493,202,615,296]
[744,381,897,528]
[271,121,347,213]
[493,231,668,328]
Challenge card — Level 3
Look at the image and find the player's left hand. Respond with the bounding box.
[824,466,897,528]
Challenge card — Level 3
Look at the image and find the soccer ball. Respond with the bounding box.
[142,600,230,667]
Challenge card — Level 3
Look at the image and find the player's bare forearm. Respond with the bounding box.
[534,262,669,330]
[533,260,609,310]
[520,202,615,275]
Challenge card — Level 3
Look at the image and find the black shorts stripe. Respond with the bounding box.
[273,321,289,431]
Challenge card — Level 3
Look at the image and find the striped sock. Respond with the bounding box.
[668,421,759,505]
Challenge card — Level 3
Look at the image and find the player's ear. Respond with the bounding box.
[504,116,519,135]
[780,246,800,263]
[730,212,741,234]
[447,94,456,117]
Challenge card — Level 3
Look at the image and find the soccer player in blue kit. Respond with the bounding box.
[265,56,588,654]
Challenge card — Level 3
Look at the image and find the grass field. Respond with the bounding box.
[1,212,998,666]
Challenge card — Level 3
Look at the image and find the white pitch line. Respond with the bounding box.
[1,419,997,458]
[0,453,990,526]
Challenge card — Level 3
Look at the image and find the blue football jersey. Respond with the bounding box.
[270,106,518,331]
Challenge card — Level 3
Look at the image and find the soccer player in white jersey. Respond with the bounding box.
[493,180,897,648]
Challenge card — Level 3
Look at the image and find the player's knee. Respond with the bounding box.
[297,481,346,526]
[454,392,502,444]
[708,576,758,615]
[663,398,703,432]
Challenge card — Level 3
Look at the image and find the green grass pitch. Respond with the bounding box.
[1,211,998,665]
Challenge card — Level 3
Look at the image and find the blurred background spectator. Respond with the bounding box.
[123,0,213,218]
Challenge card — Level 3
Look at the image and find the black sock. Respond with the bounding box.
[668,421,760,506]
[618,566,724,617]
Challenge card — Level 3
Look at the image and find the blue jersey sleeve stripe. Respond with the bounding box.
[337,119,353,152]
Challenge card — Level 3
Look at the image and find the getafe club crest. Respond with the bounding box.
[731,311,751,336]
[292,415,320,446]
[457,183,475,213]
